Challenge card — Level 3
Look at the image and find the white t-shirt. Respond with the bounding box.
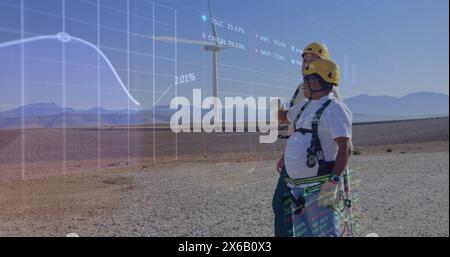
[284,93,353,179]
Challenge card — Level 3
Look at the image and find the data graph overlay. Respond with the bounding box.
[0,33,141,105]
[0,0,361,181]
[0,0,179,180]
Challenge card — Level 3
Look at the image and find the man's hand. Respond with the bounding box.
[318,181,339,207]
[278,110,288,124]
[276,158,284,173]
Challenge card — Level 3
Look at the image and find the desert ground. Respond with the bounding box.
[0,117,448,236]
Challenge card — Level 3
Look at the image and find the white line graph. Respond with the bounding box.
[0,32,141,106]
[1,0,178,176]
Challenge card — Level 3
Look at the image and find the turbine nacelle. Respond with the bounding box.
[204,45,223,52]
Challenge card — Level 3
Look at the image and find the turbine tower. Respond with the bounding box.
[204,0,223,98]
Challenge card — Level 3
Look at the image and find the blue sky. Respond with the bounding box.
[0,0,448,111]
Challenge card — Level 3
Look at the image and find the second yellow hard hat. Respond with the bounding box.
[302,42,330,60]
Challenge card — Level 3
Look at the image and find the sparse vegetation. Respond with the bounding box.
[102,176,132,185]
[353,150,362,155]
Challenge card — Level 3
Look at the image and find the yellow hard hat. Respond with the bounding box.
[303,58,340,86]
[302,42,330,60]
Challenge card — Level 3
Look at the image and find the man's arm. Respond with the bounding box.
[331,137,351,177]
[318,137,351,207]
[275,109,288,173]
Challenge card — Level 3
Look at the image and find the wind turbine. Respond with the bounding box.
[204,0,226,98]
[149,0,230,100]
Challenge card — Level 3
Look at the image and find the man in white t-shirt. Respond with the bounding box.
[284,92,352,180]
[272,42,332,237]
[278,58,352,237]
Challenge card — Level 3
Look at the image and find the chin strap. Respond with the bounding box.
[307,83,329,98]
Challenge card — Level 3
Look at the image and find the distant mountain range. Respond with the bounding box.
[0,103,168,129]
[346,91,448,116]
[0,103,142,118]
[0,92,448,128]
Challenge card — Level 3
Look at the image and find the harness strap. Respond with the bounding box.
[285,174,330,185]
[284,174,331,216]
[309,99,333,169]
[289,85,301,108]
[285,175,330,197]
[294,128,312,134]
[293,101,310,131]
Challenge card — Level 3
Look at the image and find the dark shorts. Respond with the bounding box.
[272,167,291,237]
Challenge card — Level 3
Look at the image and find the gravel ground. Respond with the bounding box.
[0,143,448,237]
[351,150,449,237]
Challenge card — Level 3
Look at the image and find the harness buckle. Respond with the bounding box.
[306,147,317,168]
[344,199,352,208]
[291,193,306,215]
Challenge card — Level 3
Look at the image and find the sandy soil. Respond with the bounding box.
[0,118,448,236]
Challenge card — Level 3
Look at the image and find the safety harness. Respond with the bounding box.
[284,174,330,214]
[284,99,333,212]
[282,174,331,237]
[283,172,353,237]
[291,99,335,175]
[282,98,353,236]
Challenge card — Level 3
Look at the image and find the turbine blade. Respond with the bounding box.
[147,35,216,46]
[208,0,219,43]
